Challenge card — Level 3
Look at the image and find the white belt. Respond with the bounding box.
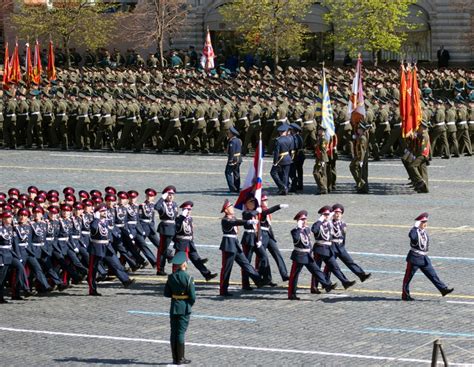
[186,118,195,122]
[127,116,137,120]
[209,118,219,122]
[31,111,41,115]
[316,240,331,246]
[267,119,275,123]
[294,118,302,123]
[161,220,175,224]
[457,121,467,125]
[176,235,192,240]
[71,235,80,239]
[150,116,158,121]
[43,113,52,116]
[56,113,66,116]
[244,229,255,233]
[261,227,270,231]
[412,249,428,256]
[221,119,230,123]
[435,122,445,126]
[32,242,44,246]
[91,239,109,244]
[379,122,389,125]
[93,114,101,117]
[223,234,237,238]
[238,117,248,121]
[141,219,151,223]
[196,117,205,121]
[469,121,474,124]
[294,247,310,253]
[70,114,77,117]
[77,114,88,118]
[250,119,260,124]
[18,243,28,247]
[117,115,125,119]
[341,121,351,125]
[170,118,180,121]
[81,231,90,235]
[116,224,125,228]
[6,114,16,117]
[0,245,12,249]
[58,237,68,241]
[303,120,315,124]
[446,121,455,125]
[102,114,111,118]
[128,221,137,225]
[277,118,287,123]
[45,237,54,241]
[332,239,343,244]
[18,113,29,116]
[393,123,402,127]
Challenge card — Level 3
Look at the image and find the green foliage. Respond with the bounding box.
[219,0,313,66]
[321,0,418,57]
[12,0,118,53]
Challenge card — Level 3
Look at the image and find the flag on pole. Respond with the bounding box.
[32,40,42,85]
[2,42,10,90]
[25,42,33,86]
[8,42,21,85]
[321,67,336,141]
[399,64,407,125]
[401,65,422,138]
[200,28,215,72]
[47,40,56,81]
[347,55,366,128]
[235,137,263,210]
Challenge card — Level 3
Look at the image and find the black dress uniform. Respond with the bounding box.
[289,124,305,192]
[138,190,161,259]
[88,207,108,296]
[270,124,293,195]
[219,200,265,296]
[225,127,243,193]
[155,186,178,275]
[401,213,453,301]
[288,210,335,300]
[0,215,15,303]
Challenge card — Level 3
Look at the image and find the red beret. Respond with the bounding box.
[33,206,44,214]
[220,199,233,213]
[8,188,19,196]
[2,210,13,219]
[18,208,30,216]
[63,187,75,195]
[47,206,59,214]
[105,186,117,195]
[117,191,129,200]
[19,194,29,201]
[25,200,36,208]
[90,190,102,197]
[27,186,39,194]
[105,194,117,202]
[92,196,103,204]
[47,195,59,203]
[145,188,157,196]
[82,199,94,207]
[60,204,72,212]
[0,192,6,200]
[128,190,139,198]
[180,201,193,209]
[73,203,84,210]
[35,196,46,203]
[162,185,176,194]
[13,201,24,209]
[65,194,76,202]
[48,190,59,197]
[95,204,107,212]
[293,210,308,221]
[78,190,90,199]
[415,212,429,222]
[37,190,47,197]
[2,204,12,211]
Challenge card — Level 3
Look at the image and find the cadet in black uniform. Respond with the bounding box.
[155,185,178,275]
[289,123,305,192]
[270,124,293,195]
[225,127,243,193]
[0,211,15,303]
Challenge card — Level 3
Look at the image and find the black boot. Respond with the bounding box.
[171,341,178,364]
[177,343,191,365]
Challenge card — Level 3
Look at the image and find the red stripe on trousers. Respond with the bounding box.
[402,262,412,297]
[288,261,298,298]
[220,251,227,295]
[88,254,95,294]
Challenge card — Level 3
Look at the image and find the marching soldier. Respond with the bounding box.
[270,124,293,195]
[406,121,431,193]
[75,93,91,150]
[289,123,305,192]
[350,122,370,193]
[0,211,15,303]
[3,91,18,149]
[445,101,459,157]
[313,125,329,195]
[54,92,69,150]
[26,91,43,149]
[224,127,242,193]
[456,101,472,156]
[155,186,178,276]
[401,213,454,301]
[430,100,450,159]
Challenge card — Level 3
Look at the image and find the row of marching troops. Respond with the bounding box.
[0,185,219,302]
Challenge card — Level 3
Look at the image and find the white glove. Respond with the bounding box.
[94,212,100,219]
[74,248,79,253]
[129,234,134,239]
[321,162,325,167]
[247,219,258,225]
[319,215,326,222]
[256,207,262,214]
[414,220,421,228]
[359,161,363,167]
[328,212,334,220]
[182,208,189,217]
[161,192,168,200]
[280,204,289,209]
[256,241,262,248]
[297,220,304,229]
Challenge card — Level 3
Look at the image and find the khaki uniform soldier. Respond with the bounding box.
[365,106,377,159]
[89,96,103,145]
[242,99,262,155]
[313,125,329,194]
[456,103,472,156]
[430,101,450,159]
[373,103,391,160]
[157,97,184,153]
[380,103,403,157]
[95,94,115,150]
[235,99,249,136]
[301,101,316,150]
[207,100,220,152]
[268,100,289,152]
[446,103,460,157]
[16,94,29,146]
[26,91,43,149]
[181,101,195,142]
[67,96,79,148]
[469,103,474,144]
[113,98,126,144]
[75,94,91,150]
[406,122,430,193]
[262,101,277,151]
[135,96,160,152]
[3,94,17,149]
[350,122,370,193]
[338,104,353,155]
[41,94,55,148]
[214,101,234,152]
[186,97,208,153]
[117,96,140,150]
[54,93,69,150]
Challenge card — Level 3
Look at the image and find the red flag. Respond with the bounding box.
[8,42,21,85]
[32,40,42,85]
[200,28,215,71]
[47,40,56,81]
[25,42,34,86]
[403,67,413,138]
[411,67,422,133]
[399,65,406,124]
[2,42,10,90]
[347,55,366,128]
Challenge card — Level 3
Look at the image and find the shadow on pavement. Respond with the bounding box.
[54,357,167,365]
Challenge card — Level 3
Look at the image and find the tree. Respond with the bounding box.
[322,0,418,65]
[219,0,313,68]
[11,0,119,67]
[119,0,190,68]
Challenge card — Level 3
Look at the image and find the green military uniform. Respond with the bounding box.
[95,95,115,150]
[135,96,160,152]
[214,101,234,152]
[380,103,403,157]
[41,95,55,148]
[157,97,184,152]
[313,127,329,194]
[16,96,29,146]
[186,98,208,153]
[430,103,450,158]
[3,95,18,149]
[350,123,370,193]
[117,96,140,150]
[373,103,391,160]
[262,101,276,151]
[406,124,430,193]
[164,252,195,365]
[456,104,472,155]
[206,101,220,152]
[445,104,459,157]
[55,94,69,150]
[75,95,91,150]
[242,99,262,155]
[67,96,79,148]
[26,92,43,149]
[301,102,317,150]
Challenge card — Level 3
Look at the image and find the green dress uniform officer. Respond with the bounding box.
[350,122,370,193]
[430,101,450,159]
[3,93,17,149]
[164,251,195,365]
[456,102,472,156]
[26,91,43,149]
[313,125,329,194]
[54,93,69,150]
[406,121,431,193]
[445,102,459,157]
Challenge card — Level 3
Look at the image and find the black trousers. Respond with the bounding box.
[225,163,241,192]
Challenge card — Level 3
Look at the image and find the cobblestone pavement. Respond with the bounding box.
[0,150,473,366]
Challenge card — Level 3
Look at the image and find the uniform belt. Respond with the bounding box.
[332,239,343,244]
[71,235,80,239]
[393,123,402,127]
[6,114,16,117]
[43,113,52,116]
[446,121,455,125]
[32,242,44,246]
[161,219,175,224]
[172,294,189,300]
[315,240,331,246]
[117,116,125,119]
[18,243,28,247]
[176,235,192,240]
[261,227,270,231]
[209,118,219,122]
[457,121,467,125]
[244,229,255,233]
[170,118,180,121]
[341,121,351,125]
[267,119,275,123]
[250,119,260,124]
[150,116,158,121]
[127,221,137,225]
[91,239,109,244]
[58,237,68,241]
[18,113,29,116]
[81,231,90,235]
[469,121,474,124]
[45,237,54,241]
[31,111,41,115]
[277,118,287,123]
[77,114,88,118]
[127,116,137,120]
[223,234,237,238]
[379,122,389,125]
[238,117,248,121]
[304,120,314,124]
[196,117,205,121]
[412,249,428,256]
[435,122,445,126]
[0,245,12,249]
[102,114,111,118]
[56,113,66,116]
[233,153,241,157]
[141,219,152,223]
[279,151,289,157]
[294,118,302,123]
[115,224,125,228]
[70,114,77,117]
[294,247,310,253]
[221,119,230,123]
